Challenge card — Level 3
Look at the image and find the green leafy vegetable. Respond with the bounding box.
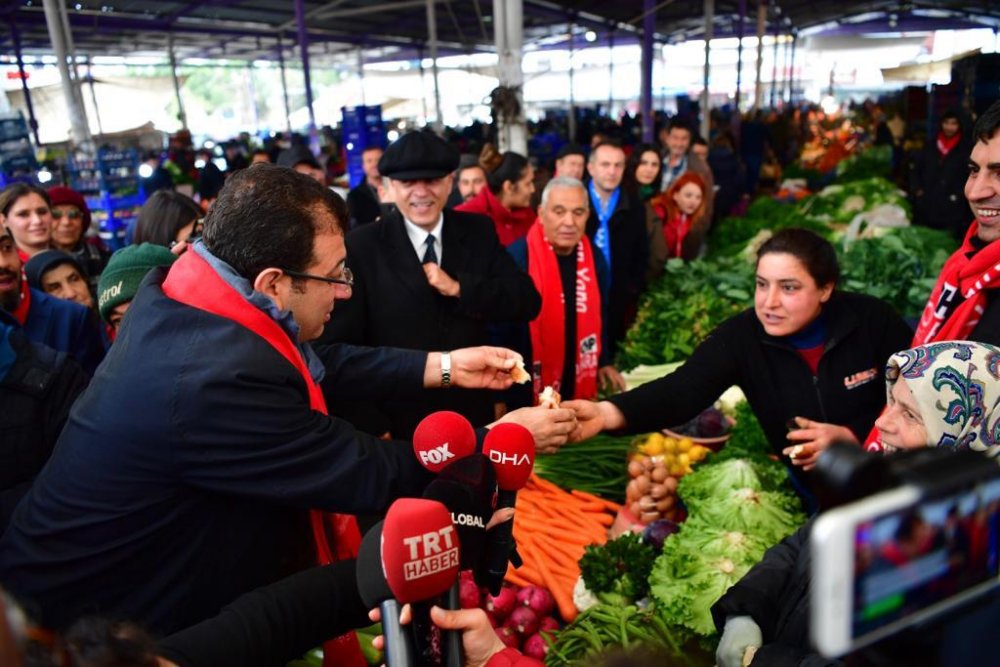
[534,434,633,502]
[684,486,805,544]
[579,533,657,606]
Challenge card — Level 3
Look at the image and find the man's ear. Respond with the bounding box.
[253,268,287,309]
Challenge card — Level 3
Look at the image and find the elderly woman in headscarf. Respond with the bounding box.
[711,340,1000,667]
[869,341,1000,458]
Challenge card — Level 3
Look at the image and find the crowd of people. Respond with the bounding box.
[0,96,998,667]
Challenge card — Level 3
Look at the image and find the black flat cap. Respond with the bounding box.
[379,130,459,180]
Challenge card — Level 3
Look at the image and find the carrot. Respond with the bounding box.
[504,567,533,588]
[570,489,623,512]
[523,541,578,623]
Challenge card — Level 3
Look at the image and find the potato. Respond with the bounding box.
[649,483,668,500]
[635,475,651,495]
[655,496,676,512]
[626,479,641,502]
[640,511,661,524]
[627,460,644,478]
[663,476,679,493]
[650,466,668,483]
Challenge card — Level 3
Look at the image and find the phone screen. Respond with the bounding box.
[850,477,1000,640]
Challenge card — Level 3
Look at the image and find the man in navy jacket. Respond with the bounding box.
[0,165,533,635]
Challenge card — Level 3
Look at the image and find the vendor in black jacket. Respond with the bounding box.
[565,228,913,501]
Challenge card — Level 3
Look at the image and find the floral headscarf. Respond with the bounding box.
[873,341,1000,458]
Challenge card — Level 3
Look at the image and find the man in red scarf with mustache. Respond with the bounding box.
[496,177,623,433]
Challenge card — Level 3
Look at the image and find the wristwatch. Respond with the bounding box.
[441,351,452,388]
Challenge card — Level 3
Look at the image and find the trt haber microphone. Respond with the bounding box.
[423,455,498,667]
[412,411,477,473]
[356,521,416,667]
[383,498,462,667]
[481,423,535,594]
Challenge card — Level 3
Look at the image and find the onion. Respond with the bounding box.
[507,606,540,637]
[459,574,481,609]
[516,586,555,617]
[485,586,518,620]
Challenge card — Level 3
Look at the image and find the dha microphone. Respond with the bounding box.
[412,411,478,473]
[481,423,535,595]
[357,520,415,667]
[423,455,498,667]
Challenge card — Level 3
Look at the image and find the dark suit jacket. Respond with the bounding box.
[319,208,541,438]
[585,187,649,359]
[346,183,382,229]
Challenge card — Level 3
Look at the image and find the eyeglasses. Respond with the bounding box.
[51,209,82,219]
[282,265,354,288]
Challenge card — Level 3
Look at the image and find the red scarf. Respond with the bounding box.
[526,221,601,402]
[913,223,1000,345]
[455,187,535,246]
[662,212,692,259]
[162,250,364,667]
[937,130,961,157]
[9,278,30,325]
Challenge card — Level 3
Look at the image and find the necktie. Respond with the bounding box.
[423,233,438,264]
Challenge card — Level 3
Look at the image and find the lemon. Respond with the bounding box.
[677,437,693,453]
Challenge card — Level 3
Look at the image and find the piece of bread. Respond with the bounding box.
[510,359,531,384]
[539,385,561,409]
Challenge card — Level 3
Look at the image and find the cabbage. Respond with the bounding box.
[676,459,766,505]
[687,486,805,544]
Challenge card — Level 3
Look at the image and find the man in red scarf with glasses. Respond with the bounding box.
[911,109,972,238]
[496,177,623,433]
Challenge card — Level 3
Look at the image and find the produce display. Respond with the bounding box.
[506,474,619,623]
[624,434,711,524]
[460,573,562,661]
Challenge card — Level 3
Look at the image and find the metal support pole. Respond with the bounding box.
[9,16,41,146]
[568,21,576,142]
[167,34,188,129]
[640,0,655,143]
[294,0,316,131]
[86,58,104,137]
[783,33,792,104]
[42,0,91,150]
[245,63,260,134]
[493,0,527,154]
[357,48,367,107]
[418,47,429,123]
[426,0,443,131]
[701,0,714,140]
[753,0,766,111]
[58,0,90,136]
[788,33,797,105]
[770,25,779,108]
[276,35,292,134]
[735,0,745,109]
[608,29,615,116]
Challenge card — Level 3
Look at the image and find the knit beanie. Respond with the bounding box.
[98,243,176,323]
[24,250,88,290]
[46,186,92,231]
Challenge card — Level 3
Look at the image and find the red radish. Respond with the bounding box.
[523,633,548,660]
[516,586,555,617]
[459,576,480,609]
[485,586,517,620]
[538,616,560,636]
[484,610,498,628]
[494,625,519,649]
[506,606,540,637]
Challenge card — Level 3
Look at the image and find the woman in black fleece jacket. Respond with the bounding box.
[565,228,913,502]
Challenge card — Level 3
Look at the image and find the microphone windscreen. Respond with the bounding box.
[438,453,498,514]
[356,521,393,608]
[412,411,477,473]
[423,478,490,569]
[482,423,535,491]
[382,498,461,604]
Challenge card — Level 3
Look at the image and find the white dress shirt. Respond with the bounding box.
[404,215,444,265]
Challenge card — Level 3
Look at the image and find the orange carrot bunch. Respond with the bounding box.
[504,474,620,622]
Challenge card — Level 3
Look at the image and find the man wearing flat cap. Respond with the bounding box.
[319,131,563,440]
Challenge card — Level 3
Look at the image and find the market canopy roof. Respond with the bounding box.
[3,1,1000,65]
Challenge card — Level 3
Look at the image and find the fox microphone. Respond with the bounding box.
[412,411,477,473]
[480,423,535,595]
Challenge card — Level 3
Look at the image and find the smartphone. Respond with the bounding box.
[810,477,1000,657]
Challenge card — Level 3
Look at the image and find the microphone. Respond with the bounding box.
[356,520,416,667]
[422,455,498,667]
[383,498,462,667]
[412,411,478,473]
[480,423,535,595]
